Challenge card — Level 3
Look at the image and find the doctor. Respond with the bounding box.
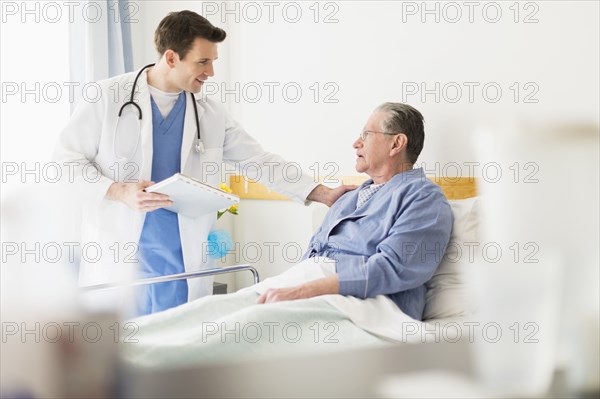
[53,10,353,315]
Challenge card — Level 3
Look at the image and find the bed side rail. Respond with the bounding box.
[80,264,259,292]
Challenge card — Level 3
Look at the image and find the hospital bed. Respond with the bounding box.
[84,175,482,397]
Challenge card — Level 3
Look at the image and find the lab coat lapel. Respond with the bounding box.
[181,93,205,170]
[138,71,153,181]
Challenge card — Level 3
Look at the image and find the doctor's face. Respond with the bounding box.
[353,111,395,177]
[170,37,218,93]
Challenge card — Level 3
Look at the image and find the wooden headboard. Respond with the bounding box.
[229,175,477,201]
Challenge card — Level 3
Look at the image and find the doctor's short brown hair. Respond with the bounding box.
[154,10,226,60]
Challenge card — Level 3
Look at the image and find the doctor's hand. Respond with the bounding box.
[106,180,172,212]
[307,184,358,207]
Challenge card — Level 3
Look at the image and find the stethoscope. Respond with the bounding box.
[115,63,205,159]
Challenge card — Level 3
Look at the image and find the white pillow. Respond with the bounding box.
[423,196,480,321]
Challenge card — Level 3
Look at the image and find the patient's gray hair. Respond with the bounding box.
[375,102,425,164]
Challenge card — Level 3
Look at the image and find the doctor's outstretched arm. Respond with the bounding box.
[106,180,172,212]
[220,107,357,207]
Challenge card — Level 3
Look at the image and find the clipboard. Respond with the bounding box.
[145,173,240,218]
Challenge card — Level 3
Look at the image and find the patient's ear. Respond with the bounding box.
[390,134,408,156]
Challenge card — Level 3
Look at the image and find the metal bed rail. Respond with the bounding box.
[80,264,259,292]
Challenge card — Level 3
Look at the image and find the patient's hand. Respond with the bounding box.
[307,184,358,207]
[257,275,339,304]
[257,286,308,304]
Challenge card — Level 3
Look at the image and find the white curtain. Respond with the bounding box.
[68,0,134,111]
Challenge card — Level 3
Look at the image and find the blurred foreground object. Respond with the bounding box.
[471,121,599,396]
[1,182,119,397]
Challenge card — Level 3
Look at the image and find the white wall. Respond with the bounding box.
[129,0,600,161]
[219,1,599,173]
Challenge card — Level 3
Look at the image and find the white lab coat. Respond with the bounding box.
[53,67,318,302]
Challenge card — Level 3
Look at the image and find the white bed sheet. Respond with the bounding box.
[121,258,465,369]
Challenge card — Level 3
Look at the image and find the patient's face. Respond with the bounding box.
[353,111,393,177]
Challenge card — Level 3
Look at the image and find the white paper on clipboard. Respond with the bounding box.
[145,173,239,218]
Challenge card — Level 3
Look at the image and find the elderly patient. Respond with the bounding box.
[257,102,453,321]
[124,103,453,368]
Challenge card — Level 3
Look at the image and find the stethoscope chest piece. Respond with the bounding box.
[195,140,205,154]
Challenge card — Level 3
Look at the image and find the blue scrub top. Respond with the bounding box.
[134,92,188,316]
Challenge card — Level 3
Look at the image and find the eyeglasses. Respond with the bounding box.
[358,130,401,141]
